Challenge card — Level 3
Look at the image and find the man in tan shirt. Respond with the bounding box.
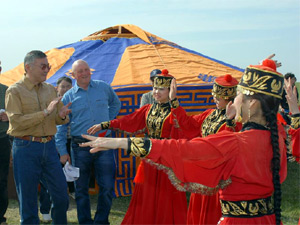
[5,50,71,225]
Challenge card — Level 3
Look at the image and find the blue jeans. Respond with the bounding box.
[13,138,69,225]
[39,177,51,215]
[71,137,116,225]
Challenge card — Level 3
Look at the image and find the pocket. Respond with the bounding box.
[13,138,31,148]
[95,99,109,114]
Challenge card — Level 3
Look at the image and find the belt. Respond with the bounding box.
[221,196,274,218]
[16,136,54,143]
[72,136,89,144]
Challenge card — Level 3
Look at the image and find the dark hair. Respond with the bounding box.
[248,93,282,225]
[150,69,162,81]
[284,73,296,81]
[24,50,47,65]
[56,76,72,86]
[24,50,47,72]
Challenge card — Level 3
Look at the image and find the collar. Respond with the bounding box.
[74,80,95,93]
[154,101,170,108]
[241,122,269,132]
[23,75,44,91]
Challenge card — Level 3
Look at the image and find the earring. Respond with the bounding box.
[248,107,251,121]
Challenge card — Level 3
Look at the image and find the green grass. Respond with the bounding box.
[6,162,299,224]
[281,162,300,225]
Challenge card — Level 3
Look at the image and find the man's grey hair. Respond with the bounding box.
[24,50,47,66]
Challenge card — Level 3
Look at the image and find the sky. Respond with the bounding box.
[0,0,299,81]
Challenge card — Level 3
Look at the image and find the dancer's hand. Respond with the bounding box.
[169,78,177,100]
[79,135,128,153]
[87,124,102,135]
[284,78,300,115]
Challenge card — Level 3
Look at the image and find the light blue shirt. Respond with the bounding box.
[55,80,121,156]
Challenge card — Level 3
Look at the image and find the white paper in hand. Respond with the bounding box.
[63,161,80,182]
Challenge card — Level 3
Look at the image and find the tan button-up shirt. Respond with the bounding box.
[5,75,69,137]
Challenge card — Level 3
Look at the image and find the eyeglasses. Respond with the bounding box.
[33,63,51,71]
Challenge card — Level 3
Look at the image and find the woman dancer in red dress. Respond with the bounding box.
[87,69,191,224]
[171,74,242,224]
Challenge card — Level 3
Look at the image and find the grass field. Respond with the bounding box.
[6,162,299,224]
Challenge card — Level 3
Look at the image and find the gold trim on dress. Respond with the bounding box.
[290,115,300,129]
[129,137,151,157]
[146,102,171,139]
[100,121,111,130]
[144,159,232,195]
[201,109,227,137]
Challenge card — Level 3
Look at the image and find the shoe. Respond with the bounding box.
[41,213,52,222]
[69,192,76,200]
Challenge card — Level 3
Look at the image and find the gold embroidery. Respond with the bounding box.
[239,66,284,99]
[243,71,252,83]
[144,159,232,194]
[130,138,147,157]
[220,197,273,217]
[101,121,110,130]
[146,102,171,139]
[227,201,248,216]
[153,76,172,88]
[212,85,237,99]
[271,79,281,93]
[249,75,272,91]
[170,98,179,108]
[201,109,226,137]
[291,116,300,129]
[249,203,259,214]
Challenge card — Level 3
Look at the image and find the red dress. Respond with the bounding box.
[289,115,300,163]
[175,108,242,225]
[146,124,287,225]
[107,101,190,224]
[190,109,241,225]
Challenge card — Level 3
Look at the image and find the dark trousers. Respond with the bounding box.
[71,136,116,225]
[0,136,11,223]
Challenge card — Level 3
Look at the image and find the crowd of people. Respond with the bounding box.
[0,50,299,225]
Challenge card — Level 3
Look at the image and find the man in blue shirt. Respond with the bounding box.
[56,59,121,225]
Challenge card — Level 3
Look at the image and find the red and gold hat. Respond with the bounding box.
[238,59,284,99]
[212,74,239,99]
[153,69,174,88]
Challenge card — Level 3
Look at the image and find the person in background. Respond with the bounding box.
[284,77,300,163]
[140,69,161,107]
[284,72,300,225]
[39,76,73,222]
[87,69,191,225]
[0,62,11,225]
[81,59,288,225]
[55,60,121,225]
[56,77,73,97]
[56,76,75,196]
[280,73,299,124]
[170,74,241,225]
[5,50,71,224]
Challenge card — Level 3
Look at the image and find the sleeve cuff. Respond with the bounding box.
[226,118,236,128]
[101,121,111,130]
[170,98,179,109]
[290,114,300,129]
[127,137,151,157]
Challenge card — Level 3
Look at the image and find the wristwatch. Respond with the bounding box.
[44,109,49,116]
